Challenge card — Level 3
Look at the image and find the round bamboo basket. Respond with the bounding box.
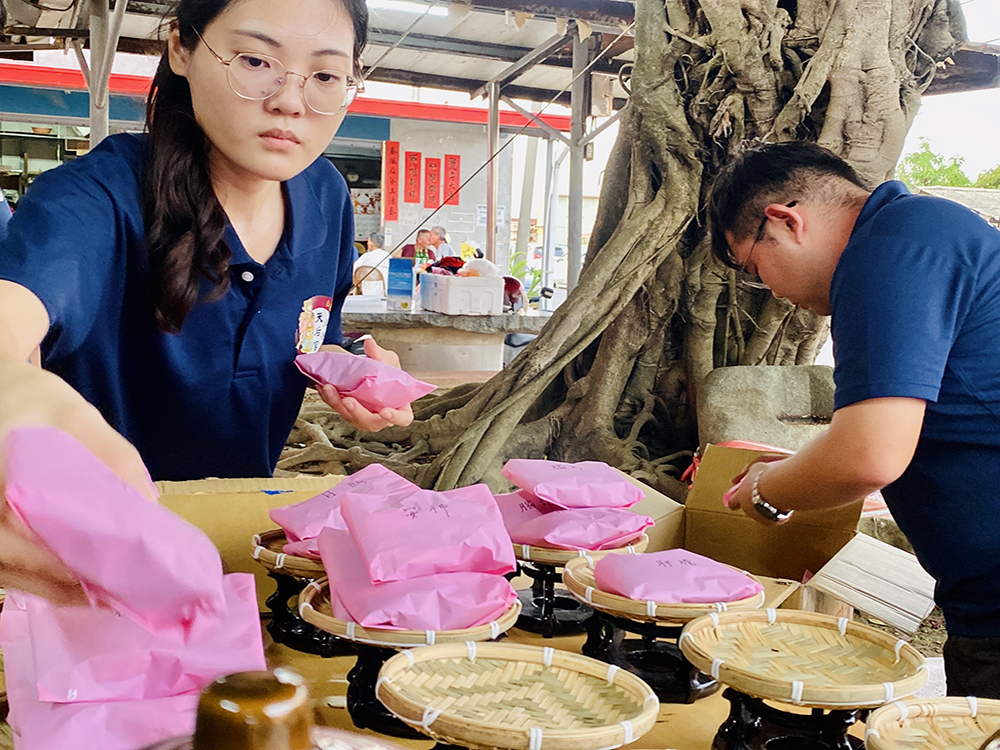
[513,534,649,567]
[376,642,660,750]
[865,697,1000,749]
[679,610,927,709]
[299,578,522,648]
[561,556,766,623]
[251,529,326,578]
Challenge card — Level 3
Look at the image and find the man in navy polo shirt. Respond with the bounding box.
[710,141,1000,698]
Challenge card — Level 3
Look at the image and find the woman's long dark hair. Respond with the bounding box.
[143,0,369,333]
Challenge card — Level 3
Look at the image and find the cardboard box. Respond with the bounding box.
[157,476,344,609]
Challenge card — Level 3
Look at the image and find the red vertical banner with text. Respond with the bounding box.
[424,158,441,209]
[381,141,400,222]
[443,154,461,205]
[404,151,422,203]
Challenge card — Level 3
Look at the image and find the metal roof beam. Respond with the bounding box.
[471,25,576,99]
[367,29,530,63]
[468,0,634,26]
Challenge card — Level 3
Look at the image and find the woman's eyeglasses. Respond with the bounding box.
[196,31,364,116]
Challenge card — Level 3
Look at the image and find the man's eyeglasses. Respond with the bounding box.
[196,31,364,116]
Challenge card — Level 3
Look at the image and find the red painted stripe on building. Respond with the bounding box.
[0,61,573,132]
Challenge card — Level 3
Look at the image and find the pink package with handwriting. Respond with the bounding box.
[341,485,516,583]
[594,549,764,603]
[509,507,653,551]
[492,491,558,533]
[27,573,265,704]
[296,351,437,411]
[318,529,516,630]
[0,593,200,750]
[2,427,224,633]
[501,459,644,510]
[270,463,418,544]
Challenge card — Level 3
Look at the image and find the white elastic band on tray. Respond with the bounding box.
[883,683,894,702]
[626,545,637,555]
[529,727,544,750]
[865,729,880,741]
[522,546,531,561]
[894,639,905,663]
[577,551,595,567]
[710,613,720,628]
[620,720,634,744]
[308,580,323,594]
[714,602,728,612]
[253,546,264,560]
[425,630,436,646]
[404,650,415,667]
[646,600,657,617]
[678,632,693,650]
[274,553,286,570]
[585,587,595,605]
[606,665,620,684]
[968,696,979,718]
[892,701,909,721]
[466,641,477,660]
[490,620,501,639]
[346,622,356,640]
[543,647,554,667]
[420,707,442,730]
[710,659,723,680]
[298,601,309,617]
[838,617,848,636]
[766,608,777,625]
[917,664,929,673]
[375,676,389,696]
[644,692,658,706]
[790,681,804,704]
[253,534,261,546]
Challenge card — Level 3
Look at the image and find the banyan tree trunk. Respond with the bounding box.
[284,0,966,498]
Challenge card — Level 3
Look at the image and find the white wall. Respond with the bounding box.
[384,118,514,271]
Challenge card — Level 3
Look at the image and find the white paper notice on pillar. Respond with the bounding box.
[497,206,507,229]
[476,204,488,227]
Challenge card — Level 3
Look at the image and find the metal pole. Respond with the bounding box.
[485,79,500,263]
[515,134,538,263]
[89,0,110,148]
[541,137,554,306]
[567,34,589,291]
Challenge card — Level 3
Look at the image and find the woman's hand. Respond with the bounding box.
[724,456,791,526]
[318,338,416,432]
[0,357,158,604]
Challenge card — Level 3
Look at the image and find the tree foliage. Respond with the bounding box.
[898,136,1000,189]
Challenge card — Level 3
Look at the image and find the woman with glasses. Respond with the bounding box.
[0,0,409,604]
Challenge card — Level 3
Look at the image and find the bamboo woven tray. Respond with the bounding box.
[299,578,521,648]
[865,697,1000,749]
[251,529,326,578]
[562,556,766,623]
[513,534,649,567]
[377,642,659,750]
[679,610,927,709]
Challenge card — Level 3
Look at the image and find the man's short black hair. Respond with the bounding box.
[707,141,867,270]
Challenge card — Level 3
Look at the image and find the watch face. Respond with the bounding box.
[753,500,793,523]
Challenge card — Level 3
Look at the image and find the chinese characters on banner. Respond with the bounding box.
[444,154,461,206]
[424,158,441,209]
[381,141,400,222]
[404,151,421,203]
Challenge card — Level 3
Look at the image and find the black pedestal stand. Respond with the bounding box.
[515,562,593,638]
[713,688,865,750]
[582,610,717,703]
[265,572,353,658]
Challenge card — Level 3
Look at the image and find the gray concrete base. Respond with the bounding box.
[370,326,505,371]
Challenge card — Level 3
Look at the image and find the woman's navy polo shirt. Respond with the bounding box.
[831,181,1000,637]
[0,134,355,481]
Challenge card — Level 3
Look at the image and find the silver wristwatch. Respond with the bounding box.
[751,471,794,522]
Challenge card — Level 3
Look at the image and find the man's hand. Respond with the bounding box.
[318,338,416,432]
[724,462,791,526]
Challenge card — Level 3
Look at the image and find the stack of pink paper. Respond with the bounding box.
[316,483,518,631]
[295,351,437,412]
[497,459,654,551]
[595,549,764,603]
[0,427,266,750]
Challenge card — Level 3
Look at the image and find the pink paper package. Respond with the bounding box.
[508,507,653,551]
[3,427,225,633]
[27,573,265,704]
[501,459,645,510]
[295,351,437,411]
[594,549,764,604]
[318,529,517,630]
[270,463,418,547]
[0,592,200,750]
[492,490,558,532]
[340,485,516,583]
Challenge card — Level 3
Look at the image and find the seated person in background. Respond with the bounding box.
[429,225,454,256]
[397,228,437,261]
[353,232,391,295]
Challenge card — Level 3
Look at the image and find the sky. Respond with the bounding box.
[903,0,1000,178]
